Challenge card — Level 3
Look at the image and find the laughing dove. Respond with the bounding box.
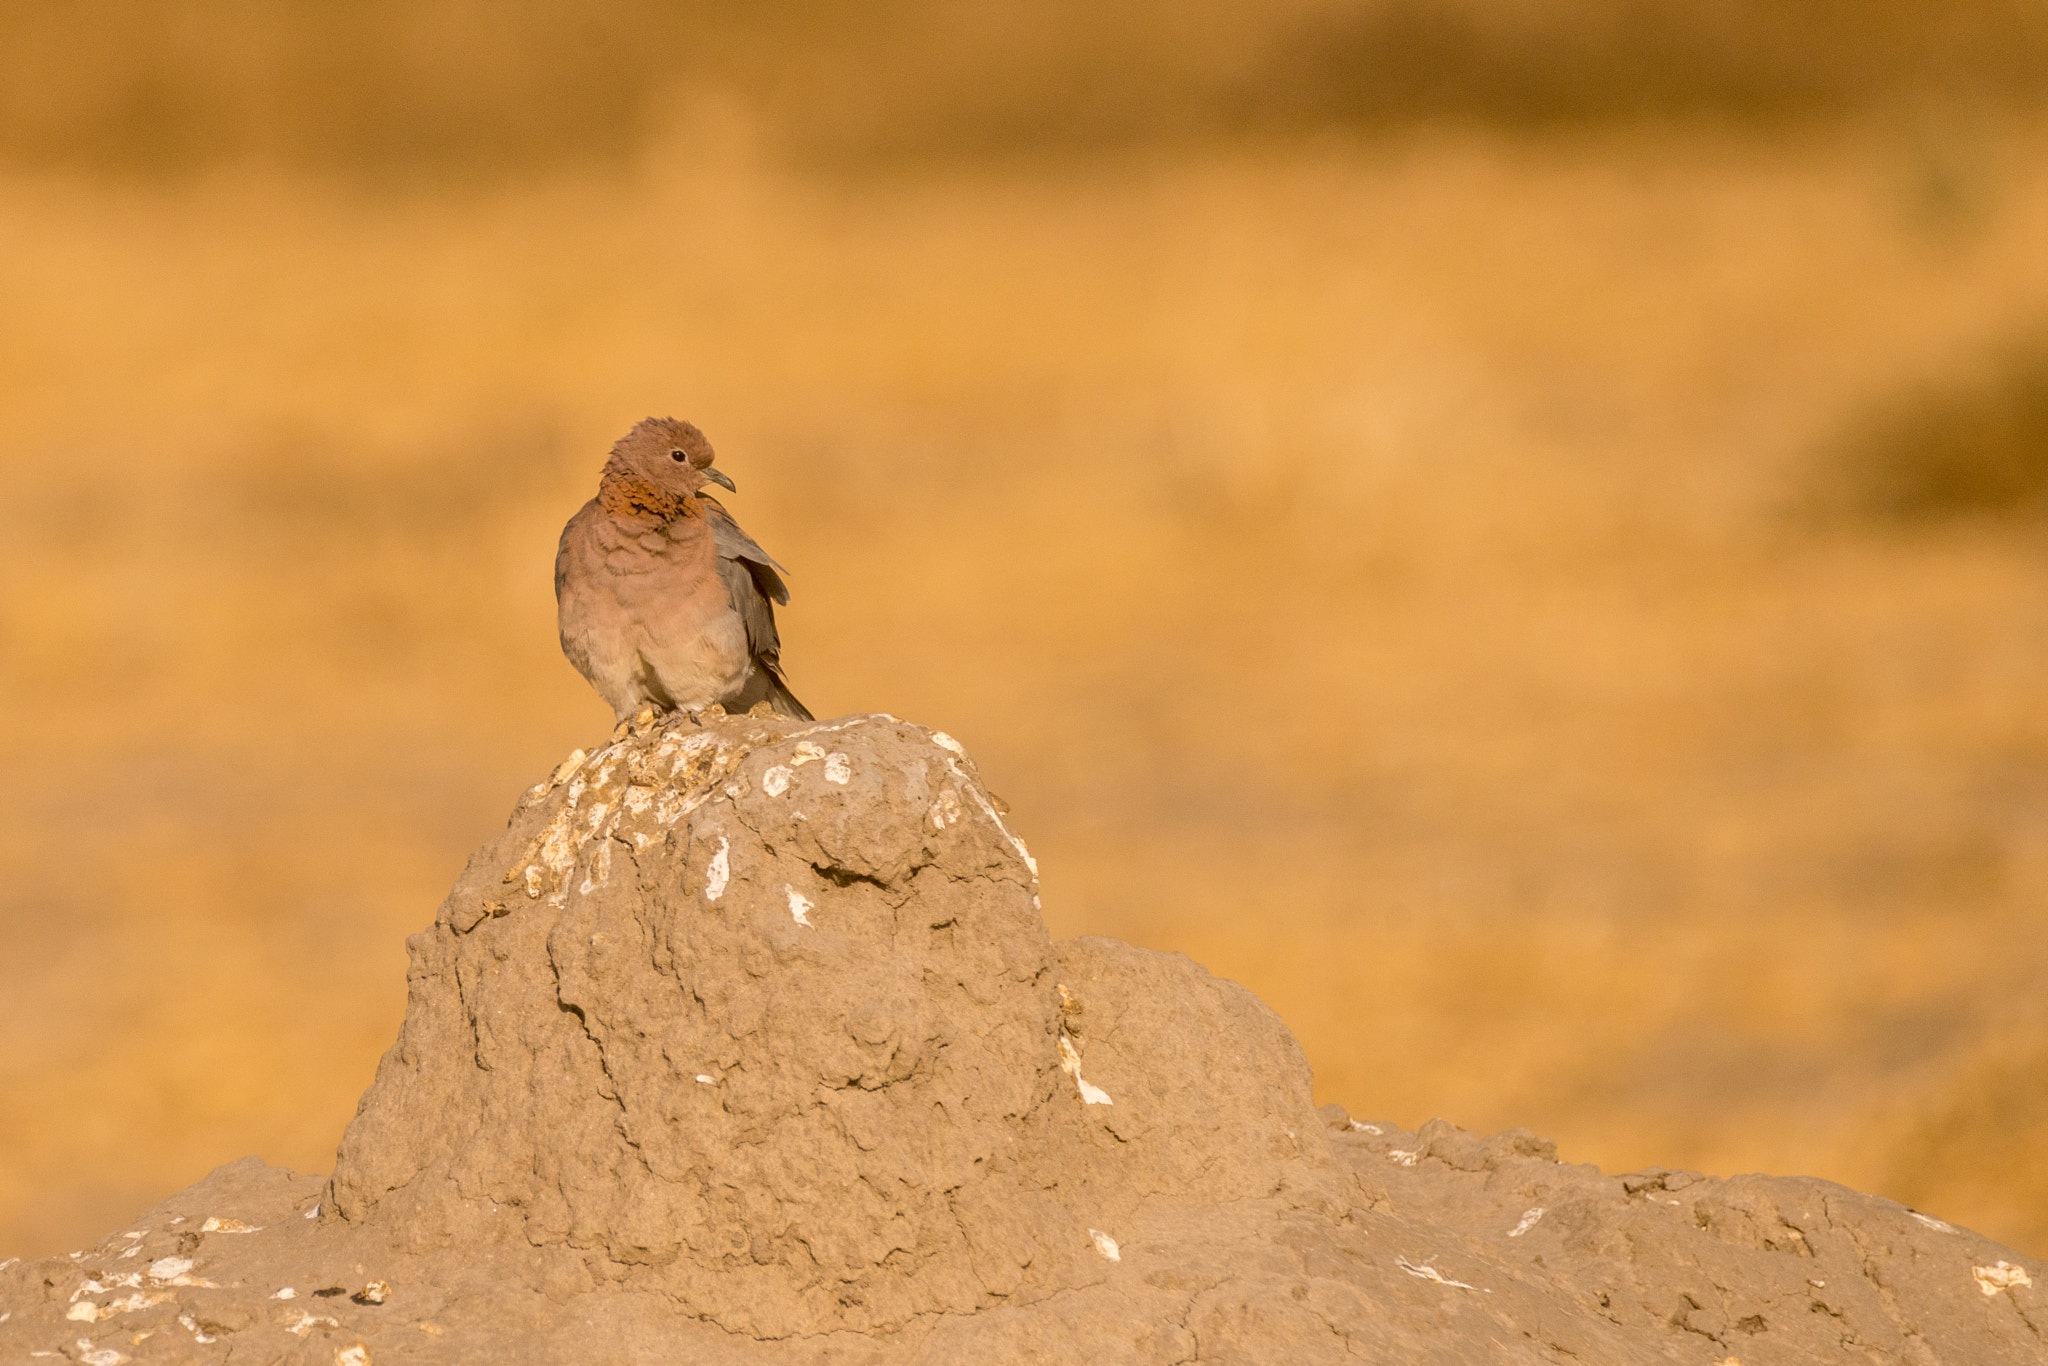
[555,417,812,722]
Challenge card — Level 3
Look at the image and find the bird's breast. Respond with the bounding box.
[590,516,713,578]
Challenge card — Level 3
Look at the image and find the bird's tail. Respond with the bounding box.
[764,669,814,721]
[728,658,814,720]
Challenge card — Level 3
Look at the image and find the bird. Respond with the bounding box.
[555,417,812,723]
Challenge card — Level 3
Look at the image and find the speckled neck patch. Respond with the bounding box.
[597,463,692,523]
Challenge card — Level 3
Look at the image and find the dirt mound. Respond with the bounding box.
[2,713,2040,1363]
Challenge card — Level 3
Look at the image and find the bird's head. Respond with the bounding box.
[603,416,737,506]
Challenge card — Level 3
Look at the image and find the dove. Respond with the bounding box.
[555,417,812,722]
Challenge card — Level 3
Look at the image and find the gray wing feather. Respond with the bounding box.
[715,554,784,669]
[701,496,790,669]
[709,521,813,718]
[704,497,790,604]
[699,496,810,716]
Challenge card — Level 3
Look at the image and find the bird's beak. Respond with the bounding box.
[703,468,737,493]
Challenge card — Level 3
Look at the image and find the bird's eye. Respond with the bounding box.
[670,449,687,462]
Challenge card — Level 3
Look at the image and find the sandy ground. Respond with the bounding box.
[4,114,2047,1257]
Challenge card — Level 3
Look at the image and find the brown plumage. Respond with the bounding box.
[555,417,811,722]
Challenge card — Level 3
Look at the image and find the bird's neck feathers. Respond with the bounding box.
[598,457,703,525]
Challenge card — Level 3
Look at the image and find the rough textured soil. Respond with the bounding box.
[3,713,2040,1364]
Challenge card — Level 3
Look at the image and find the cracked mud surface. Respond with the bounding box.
[2,713,2040,1363]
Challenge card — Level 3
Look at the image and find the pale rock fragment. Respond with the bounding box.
[1975,1261,2033,1295]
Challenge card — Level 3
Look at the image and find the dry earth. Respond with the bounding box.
[2,716,2038,1364]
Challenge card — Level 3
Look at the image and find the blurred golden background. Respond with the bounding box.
[5,0,2048,1258]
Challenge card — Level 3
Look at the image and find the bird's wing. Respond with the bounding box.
[699,495,790,672]
[700,495,790,603]
[553,500,606,674]
[552,501,589,604]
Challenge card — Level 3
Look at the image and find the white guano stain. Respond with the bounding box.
[1351,1120,1381,1134]
[668,732,716,768]
[577,837,613,895]
[337,1344,371,1366]
[71,1274,141,1301]
[285,1312,340,1337]
[1088,1230,1121,1262]
[146,1257,193,1280]
[787,740,852,783]
[1057,1035,1113,1105]
[506,719,1024,951]
[1975,1261,2033,1296]
[705,836,731,901]
[1507,1208,1544,1237]
[1396,1256,1483,1291]
[69,1291,171,1323]
[514,728,757,901]
[273,1288,297,1299]
[1386,1149,1420,1167]
[695,1074,715,1084]
[787,887,814,927]
[937,754,1039,876]
[527,804,583,902]
[1908,1210,1954,1232]
[930,788,962,829]
[787,717,869,736]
